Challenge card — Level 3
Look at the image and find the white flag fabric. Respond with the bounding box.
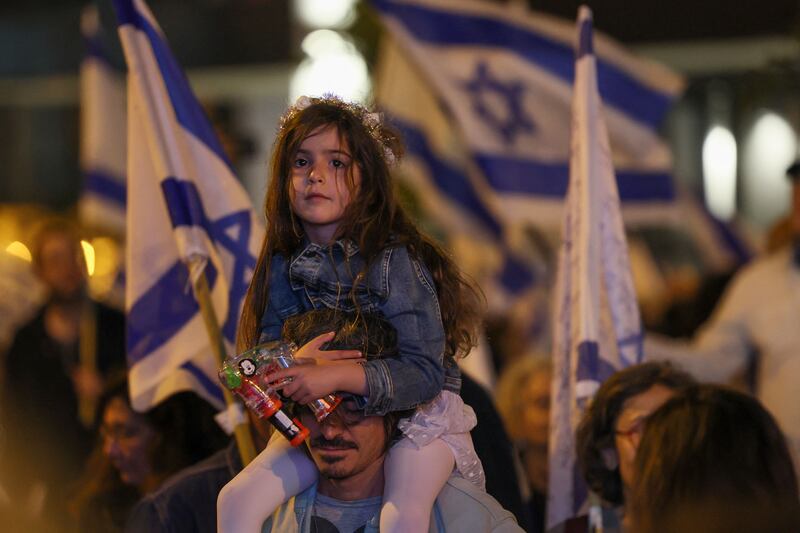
[375,32,537,312]
[80,5,127,236]
[372,0,693,321]
[373,0,684,229]
[547,7,643,527]
[113,0,264,411]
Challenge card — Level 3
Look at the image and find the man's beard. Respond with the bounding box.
[310,436,358,478]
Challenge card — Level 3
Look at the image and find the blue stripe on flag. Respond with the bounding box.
[159,178,256,341]
[392,119,502,237]
[577,17,593,58]
[161,177,205,228]
[390,119,535,293]
[84,170,127,207]
[699,202,753,265]
[112,0,138,26]
[127,259,218,365]
[575,340,616,383]
[84,34,112,63]
[474,154,675,201]
[498,253,535,293]
[111,0,234,171]
[181,361,225,404]
[374,0,672,130]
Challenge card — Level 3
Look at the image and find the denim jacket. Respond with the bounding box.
[259,239,460,415]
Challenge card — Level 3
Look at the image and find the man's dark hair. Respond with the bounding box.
[281,308,398,361]
[281,309,412,448]
[575,362,696,506]
[631,385,800,533]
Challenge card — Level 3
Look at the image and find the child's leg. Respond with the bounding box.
[380,437,455,533]
[217,432,317,533]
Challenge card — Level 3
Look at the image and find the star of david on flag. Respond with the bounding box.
[374,0,685,231]
[112,0,264,411]
[547,7,643,527]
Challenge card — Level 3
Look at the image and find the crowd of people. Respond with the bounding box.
[1,95,799,533]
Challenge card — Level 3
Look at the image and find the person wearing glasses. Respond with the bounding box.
[550,362,695,532]
[259,309,522,533]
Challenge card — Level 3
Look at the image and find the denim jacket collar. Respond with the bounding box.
[288,238,360,291]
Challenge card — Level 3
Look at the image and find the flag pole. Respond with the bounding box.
[190,258,257,466]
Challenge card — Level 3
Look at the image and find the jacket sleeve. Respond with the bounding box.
[360,246,446,415]
[645,265,755,382]
[125,498,170,533]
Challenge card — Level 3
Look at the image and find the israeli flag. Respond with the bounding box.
[80,5,127,236]
[373,0,684,229]
[547,7,643,527]
[375,32,536,311]
[113,0,264,411]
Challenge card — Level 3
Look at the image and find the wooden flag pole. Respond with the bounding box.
[191,260,257,466]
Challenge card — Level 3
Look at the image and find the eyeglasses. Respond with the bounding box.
[301,397,367,427]
[614,416,647,443]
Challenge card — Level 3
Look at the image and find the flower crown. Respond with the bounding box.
[279,94,398,166]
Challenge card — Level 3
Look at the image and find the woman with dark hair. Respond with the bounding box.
[630,385,800,533]
[565,362,695,530]
[69,379,226,532]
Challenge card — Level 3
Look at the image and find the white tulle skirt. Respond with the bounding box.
[397,389,486,489]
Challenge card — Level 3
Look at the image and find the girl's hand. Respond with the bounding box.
[270,361,367,405]
[295,332,362,362]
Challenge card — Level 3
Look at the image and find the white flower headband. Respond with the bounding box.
[279,94,398,166]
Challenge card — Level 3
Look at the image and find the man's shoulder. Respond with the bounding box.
[153,444,236,500]
[127,446,238,532]
[434,477,524,532]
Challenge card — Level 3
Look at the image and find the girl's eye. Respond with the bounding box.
[331,159,346,169]
[293,157,308,168]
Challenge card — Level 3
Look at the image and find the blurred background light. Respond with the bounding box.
[80,239,95,276]
[5,241,32,262]
[289,30,370,103]
[742,111,797,227]
[702,125,737,220]
[293,0,357,29]
[89,237,119,278]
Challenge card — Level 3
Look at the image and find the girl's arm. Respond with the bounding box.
[361,246,446,415]
[269,332,367,404]
[274,360,368,404]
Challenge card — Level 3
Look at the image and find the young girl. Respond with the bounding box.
[217,95,485,532]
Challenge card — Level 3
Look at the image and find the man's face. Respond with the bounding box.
[36,232,86,302]
[300,398,387,482]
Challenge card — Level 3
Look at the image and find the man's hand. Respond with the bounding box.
[294,331,362,362]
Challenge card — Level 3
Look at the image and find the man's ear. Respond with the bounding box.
[601,447,618,470]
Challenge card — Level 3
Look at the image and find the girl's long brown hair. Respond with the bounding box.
[237,98,484,360]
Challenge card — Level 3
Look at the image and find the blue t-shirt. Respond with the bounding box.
[311,493,382,533]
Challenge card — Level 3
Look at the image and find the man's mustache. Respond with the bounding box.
[310,436,358,450]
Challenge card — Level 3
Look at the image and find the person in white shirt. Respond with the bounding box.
[646,162,800,472]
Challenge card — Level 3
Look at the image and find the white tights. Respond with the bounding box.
[380,436,455,533]
[217,432,316,533]
[216,432,455,533]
